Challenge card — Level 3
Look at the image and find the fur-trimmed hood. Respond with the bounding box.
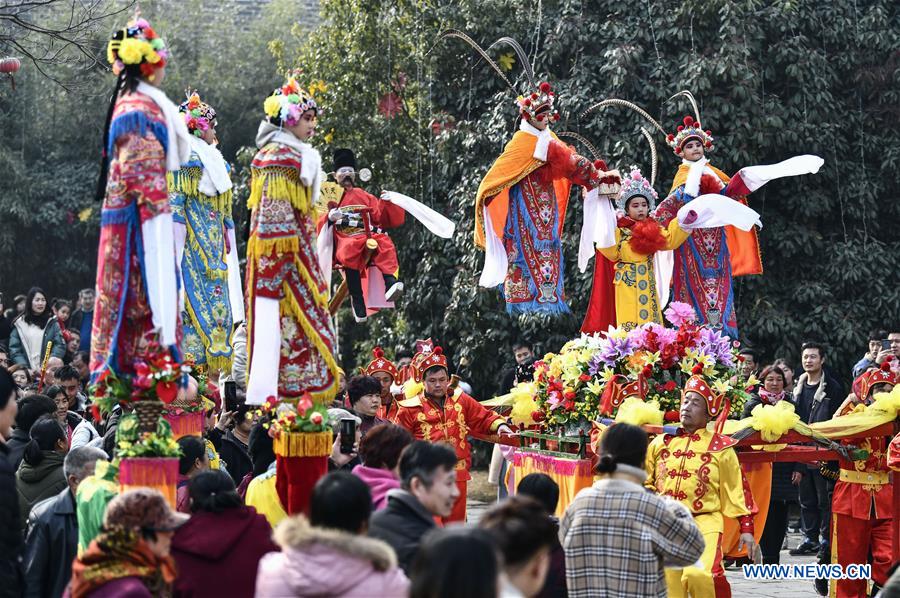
[256,516,409,597]
[274,516,397,571]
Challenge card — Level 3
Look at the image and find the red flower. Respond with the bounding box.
[563,400,575,411]
[663,380,678,392]
[691,364,704,375]
[156,380,178,404]
[564,390,576,400]
[641,365,653,378]
[91,404,101,423]
[664,410,680,422]
[531,410,545,423]
[539,81,552,93]
[578,374,591,382]
[297,394,313,416]
[310,412,324,425]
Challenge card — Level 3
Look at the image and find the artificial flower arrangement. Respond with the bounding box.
[91,341,192,414]
[516,302,756,431]
[258,394,330,436]
[114,413,180,458]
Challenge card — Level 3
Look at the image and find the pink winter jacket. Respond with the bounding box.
[352,464,401,511]
[255,516,409,598]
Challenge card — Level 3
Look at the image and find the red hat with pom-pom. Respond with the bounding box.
[855,363,897,402]
[364,346,399,380]
[419,345,449,378]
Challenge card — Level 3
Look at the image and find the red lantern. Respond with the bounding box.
[0,57,20,74]
[0,57,21,90]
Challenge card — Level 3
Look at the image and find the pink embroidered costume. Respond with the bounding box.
[90,18,190,383]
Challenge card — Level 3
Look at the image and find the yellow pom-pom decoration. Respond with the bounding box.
[403,378,423,400]
[615,397,663,427]
[145,49,161,64]
[264,95,282,118]
[509,382,539,426]
[750,400,800,443]
[117,38,144,65]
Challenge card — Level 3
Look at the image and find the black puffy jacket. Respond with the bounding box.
[368,489,436,574]
[0,442,23,598]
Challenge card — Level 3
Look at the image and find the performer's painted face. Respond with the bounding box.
[679,391,710,431]
[682,138,705,161]
[423,367,450,400]
[289,109,318,141]
[625,196,650,221]
[528,108,550,131]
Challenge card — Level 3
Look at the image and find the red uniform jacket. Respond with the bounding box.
[317,186,405,275]
[833,434,893,520]
[395,388,504,481]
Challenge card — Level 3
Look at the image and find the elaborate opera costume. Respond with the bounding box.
[245,76,338,405]
[394,346,506,522]
[589,167,690,330]
[170,92,244,371]
[584,93,823,338]
[317,148,455,322]
[645,375,755,598]
[91,19,189,382]
[319,149,404,321]
[441,31,619,315]
[830,366,896,598]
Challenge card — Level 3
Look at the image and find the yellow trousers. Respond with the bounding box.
[666,514,730,598]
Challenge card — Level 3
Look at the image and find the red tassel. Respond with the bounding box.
[628,219,668,255]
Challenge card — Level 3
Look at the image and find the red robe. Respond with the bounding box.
[317,187,405,275]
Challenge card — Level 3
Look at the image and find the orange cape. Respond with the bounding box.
[670,163,762,277]
[474,130,572,249]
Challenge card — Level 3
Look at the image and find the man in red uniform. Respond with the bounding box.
[395,345,512,522]
[321,148,405,322]
[830,364,896,598]
[363,346,401,422]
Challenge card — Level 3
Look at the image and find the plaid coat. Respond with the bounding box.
[560,476,705,597]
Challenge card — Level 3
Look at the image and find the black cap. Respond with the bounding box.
[333,148,356,172]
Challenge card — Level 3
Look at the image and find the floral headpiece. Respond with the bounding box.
[617,167,658,212]
[516,81,560,124]
[106,17,168,79]
[666,115,714,154]
[179,91,217,138]
[263,73,318,127]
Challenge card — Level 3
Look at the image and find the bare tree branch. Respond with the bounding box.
[0,0,135,88]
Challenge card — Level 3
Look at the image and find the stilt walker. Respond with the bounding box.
[171,91,244,373]
[91,16,189,383]
[245,73,339,406]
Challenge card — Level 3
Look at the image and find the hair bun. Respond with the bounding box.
[595,454,618,474]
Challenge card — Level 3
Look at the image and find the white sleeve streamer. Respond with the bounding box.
[479,206,508,288]
[380,191,456,238]
[246,296,280,406]
[578,187,617,273]
[141,212,179,347]
[676,195,762,231]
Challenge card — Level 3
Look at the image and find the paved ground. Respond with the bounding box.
[467,497,824,597]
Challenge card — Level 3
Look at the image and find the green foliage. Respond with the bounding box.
[294,0,899,395]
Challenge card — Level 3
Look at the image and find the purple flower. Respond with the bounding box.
[697,328,734,366]
[664,301,696,327]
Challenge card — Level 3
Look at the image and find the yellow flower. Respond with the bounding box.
[712,379,731,394]
[145,49,161,64]
[598,368,616,384]
[608,328,628,340]
[586,380,605,397]
[643,351,660,366]
[117,38,146,65]
[498,52,516,71]
[264,95,282,118]
[78,207,93,222]
[308,79,328,95]
[323,130,334,144]
[745,373,760,388]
